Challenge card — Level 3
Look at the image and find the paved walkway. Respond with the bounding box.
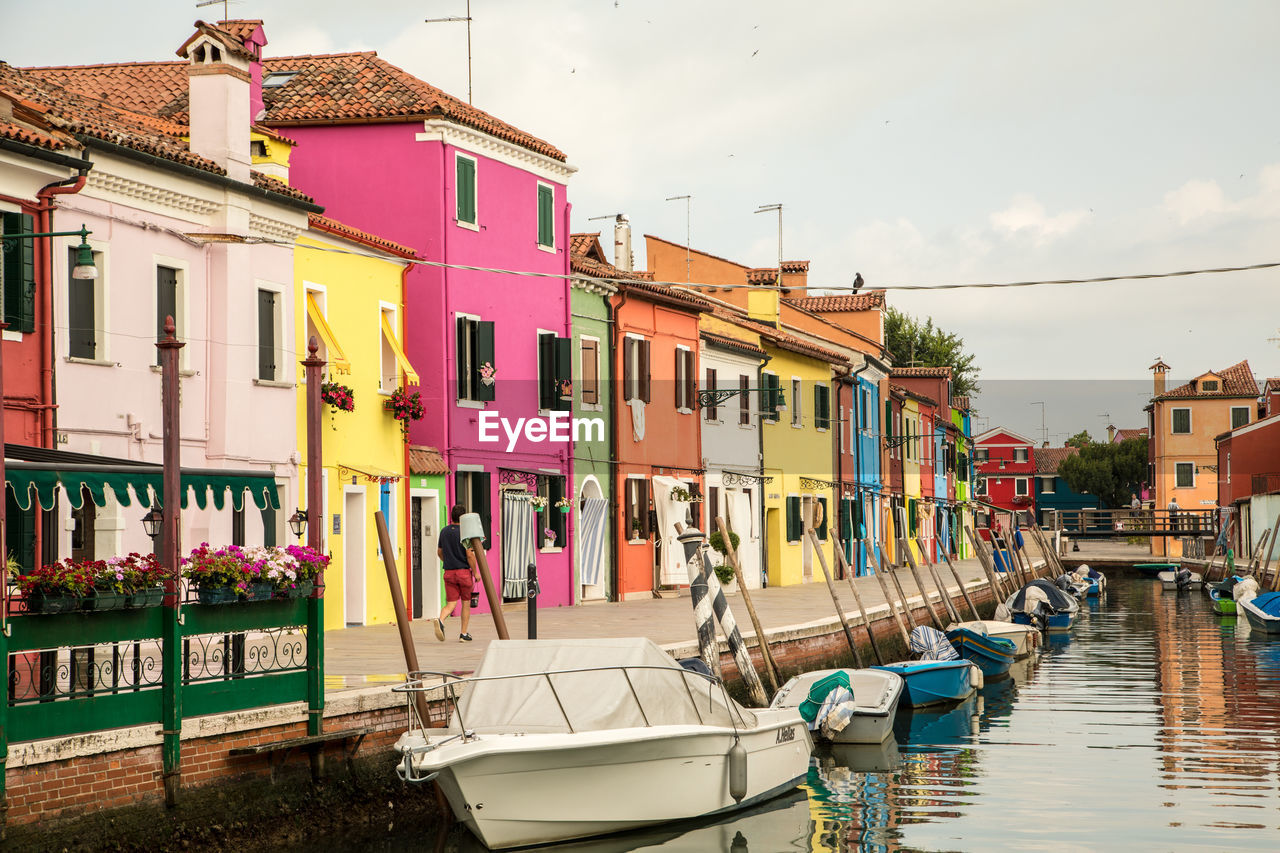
[323,544,1057,693]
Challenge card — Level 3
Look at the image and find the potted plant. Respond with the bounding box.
[529,495,548,511]
[479,362,496,387]
[670,486,695,503]
[320,381,355,412]
[385,388,426,437]
[282,544,329,598]
[15,560,95,613]
[708,530,741,593]
[554,496,573,514]
[183,543,252,604]
[543,527,558,549]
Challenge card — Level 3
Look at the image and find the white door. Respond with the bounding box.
[344,489,366,626]
[412,493,441,618]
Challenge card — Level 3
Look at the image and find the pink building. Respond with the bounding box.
[259,45,578,611]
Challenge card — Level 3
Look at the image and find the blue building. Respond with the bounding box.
[1034,446,1102,531]
[841,359,887,575]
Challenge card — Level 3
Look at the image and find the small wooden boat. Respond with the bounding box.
[946,625,1017,679]
[870,660,980,708]
[1238,590,1280,634]
[1207,575,1244,615]
[1071,565,1106,597]
[770,668,904,744]
[1158,568,1202,591]
[1134,562,1177,577]
[948,620,1038,658]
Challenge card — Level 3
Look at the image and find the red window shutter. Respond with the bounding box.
[639,339,651,403]
[623,338,634,401]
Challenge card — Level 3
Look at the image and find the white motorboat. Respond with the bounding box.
[769,668,904,744]
[1158,568,1202,590]
[394,638,812,850]
[947,620,1039,658]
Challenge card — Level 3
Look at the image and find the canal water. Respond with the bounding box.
[326,575,1280,852]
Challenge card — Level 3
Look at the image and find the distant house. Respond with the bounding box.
[1033,446,1101,533]
[974,428,1037,537]
[1215,407,1280,560]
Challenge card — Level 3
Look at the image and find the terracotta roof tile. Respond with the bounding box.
[952,395,971,411]
[890,384,936,407]
[787,292,886,312]
[0,118,70,151]
[217,19,264,44]
[253,171,314,203]
[27,61,189,119]
[176,20,257,63]
[1035,446,1078,474]
[892,366,952,378]
[307,213,416,258]
[408,445,448,476]
[746,268,778,285]
[570,234,654,284]
[701,330,766,357]
[707,305,846,365]
[1112,428,1148,442]
[569,232,599,258]
[1159,360,1258,399]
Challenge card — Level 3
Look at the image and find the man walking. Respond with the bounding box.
[435,504,480,642]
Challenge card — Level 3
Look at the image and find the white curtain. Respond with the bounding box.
[501,491,536,599]
[577,497,609,587]
[651,475,688,586]
[728,489,761,589]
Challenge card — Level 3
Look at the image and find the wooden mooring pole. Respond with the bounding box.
[865,541,914,644]
[807,529,863,667]
[899,537,946,631]
[834,540,884,665]
[715,517,780,693]
[937,540,981,621]
[916,534,962,624]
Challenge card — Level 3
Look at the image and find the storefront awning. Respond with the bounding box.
[380,312,419,386]
[306,294,351,373]
[4,445,280,512]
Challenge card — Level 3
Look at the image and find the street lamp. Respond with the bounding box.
[71,229,97,280]
[287,509,308,540]
[141,505,163,539]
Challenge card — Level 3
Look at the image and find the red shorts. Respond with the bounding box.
[444,569,475,603]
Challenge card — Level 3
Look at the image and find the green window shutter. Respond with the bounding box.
[3,212,36,333]
[770,374,783,420]
[759,375,771,420]
[538,332,555,409]
[476,320,496,402]
[908,499,917,536]
[456,156,476,224]
[840,498,853,541]
[817,497,828,540]
[554,336,572,411]
[537,184,554,247]
[786,496,800,541]
[456,316,470,398]
[884,400,893,438]
[852,497,863,539]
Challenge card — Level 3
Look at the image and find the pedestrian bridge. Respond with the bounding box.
[1049,508,1214,539]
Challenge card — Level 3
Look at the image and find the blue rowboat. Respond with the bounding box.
[946,626,1017,679]
[1240,591,1280,634]
[870,660,980,708]
[1011,609,1077,632]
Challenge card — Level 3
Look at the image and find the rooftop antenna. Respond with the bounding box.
[754,203,783,280]
[196,0,236,21]
[425,1,474,103]
[665,195,692,282]
[1030,401,1047,445]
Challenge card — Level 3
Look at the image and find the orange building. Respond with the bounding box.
[1146,358,1259,556]
[611,279,709,599]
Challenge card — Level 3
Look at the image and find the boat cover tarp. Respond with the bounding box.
[1007,579,1077,613]
[449,638,755,735]
[909,626,960,661]
[1249,592,1280,618]
[1214,575,1244,596]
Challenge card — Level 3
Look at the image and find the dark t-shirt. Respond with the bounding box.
[438,524,470,571]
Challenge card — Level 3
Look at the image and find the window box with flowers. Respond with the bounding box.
[321,381,355,412]
[183,543,329,604]
[385,388,426,436]
[14,553,167,614]
[554,496,573,514]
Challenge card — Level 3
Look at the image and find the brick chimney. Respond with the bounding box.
[1150,358,1170,397]
[1107,424,1116,442]
[746,268,779,325]
[178,21,253,182]
[779,260,809,296]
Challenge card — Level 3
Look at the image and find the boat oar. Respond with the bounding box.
[899,536,946,631]
[1263,514,1280,591]
[715,516,780,694]
[865,540,916,648]
[1247,529,1269,576]
[834,539,884,665]
[806,528,863,668]
[916,533,962,624]
[938,541,982,621]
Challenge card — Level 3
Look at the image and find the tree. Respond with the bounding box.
[1065,430,1092,449]
[1057,436,1148,508]
[884,306,981,397]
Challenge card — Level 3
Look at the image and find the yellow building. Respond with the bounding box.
[295,215,417,630]
[899,391,925,563]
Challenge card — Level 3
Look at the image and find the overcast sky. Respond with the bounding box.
[5,1,1279,437]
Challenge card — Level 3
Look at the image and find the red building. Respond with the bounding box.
[611,280,708,599]
[974,428,1037,537]
[1216,407,1280,554]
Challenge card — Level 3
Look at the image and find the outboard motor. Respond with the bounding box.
[678,657,712,677]
[1175,567,1194,591]
[1054,574,1076,594]
[1028,601,1052,633]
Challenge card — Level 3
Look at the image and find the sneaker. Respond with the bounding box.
[433,619,445,642]
[459,633,473,642]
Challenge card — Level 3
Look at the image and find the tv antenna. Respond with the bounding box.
[425,1,474,103]
[665,195,692,282]
[754,203,783,280]
[196,0,238,21]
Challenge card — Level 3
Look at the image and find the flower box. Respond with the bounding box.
[26,592,82,614]
[85,589,129,611]
[277,580,314,600]
[127,586,165,608]
[196,585,240,605]
[245,582,275,602]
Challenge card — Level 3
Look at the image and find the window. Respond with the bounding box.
[976,448,989,463]
[976,510,990,528]
[791,379,802,427]
[704,367,718,421]
[1175,462,1195,488]
[67,246,103,360]
[622,336,651,402]
[674,346,695,411]
[155,265,180,363]
[2,211,35,333]
[262,71,298,88]
[1014,447,1028,463]
[380,306,418,392]
[860,388,869,430]
[537,475,567,548]
[624,477,650,540]
[536,182,555,248]
[785,495,802,542]
[579,337,600,406]
[975,477,987,497]
[455,470,491,548]
[816,497,829,541]
[258,288,279,381]
[1040,475,1056,494]
[456,315,496,402]
[739,375,750,425]
[1200,379,1219,392]
[957,453,969,482]
[1171,408,1191,434]
[537,332,572,411]
[760,372,781,422]
[1015,478,1029,497]
[1231,406,1250,429]
[455,153,477,227]
[814,384,831,431]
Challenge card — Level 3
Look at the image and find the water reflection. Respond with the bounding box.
[321,577,1280,852]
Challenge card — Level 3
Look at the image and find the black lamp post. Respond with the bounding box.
[287,509,308,541]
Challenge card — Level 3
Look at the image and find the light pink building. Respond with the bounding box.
[259,45,578,611]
